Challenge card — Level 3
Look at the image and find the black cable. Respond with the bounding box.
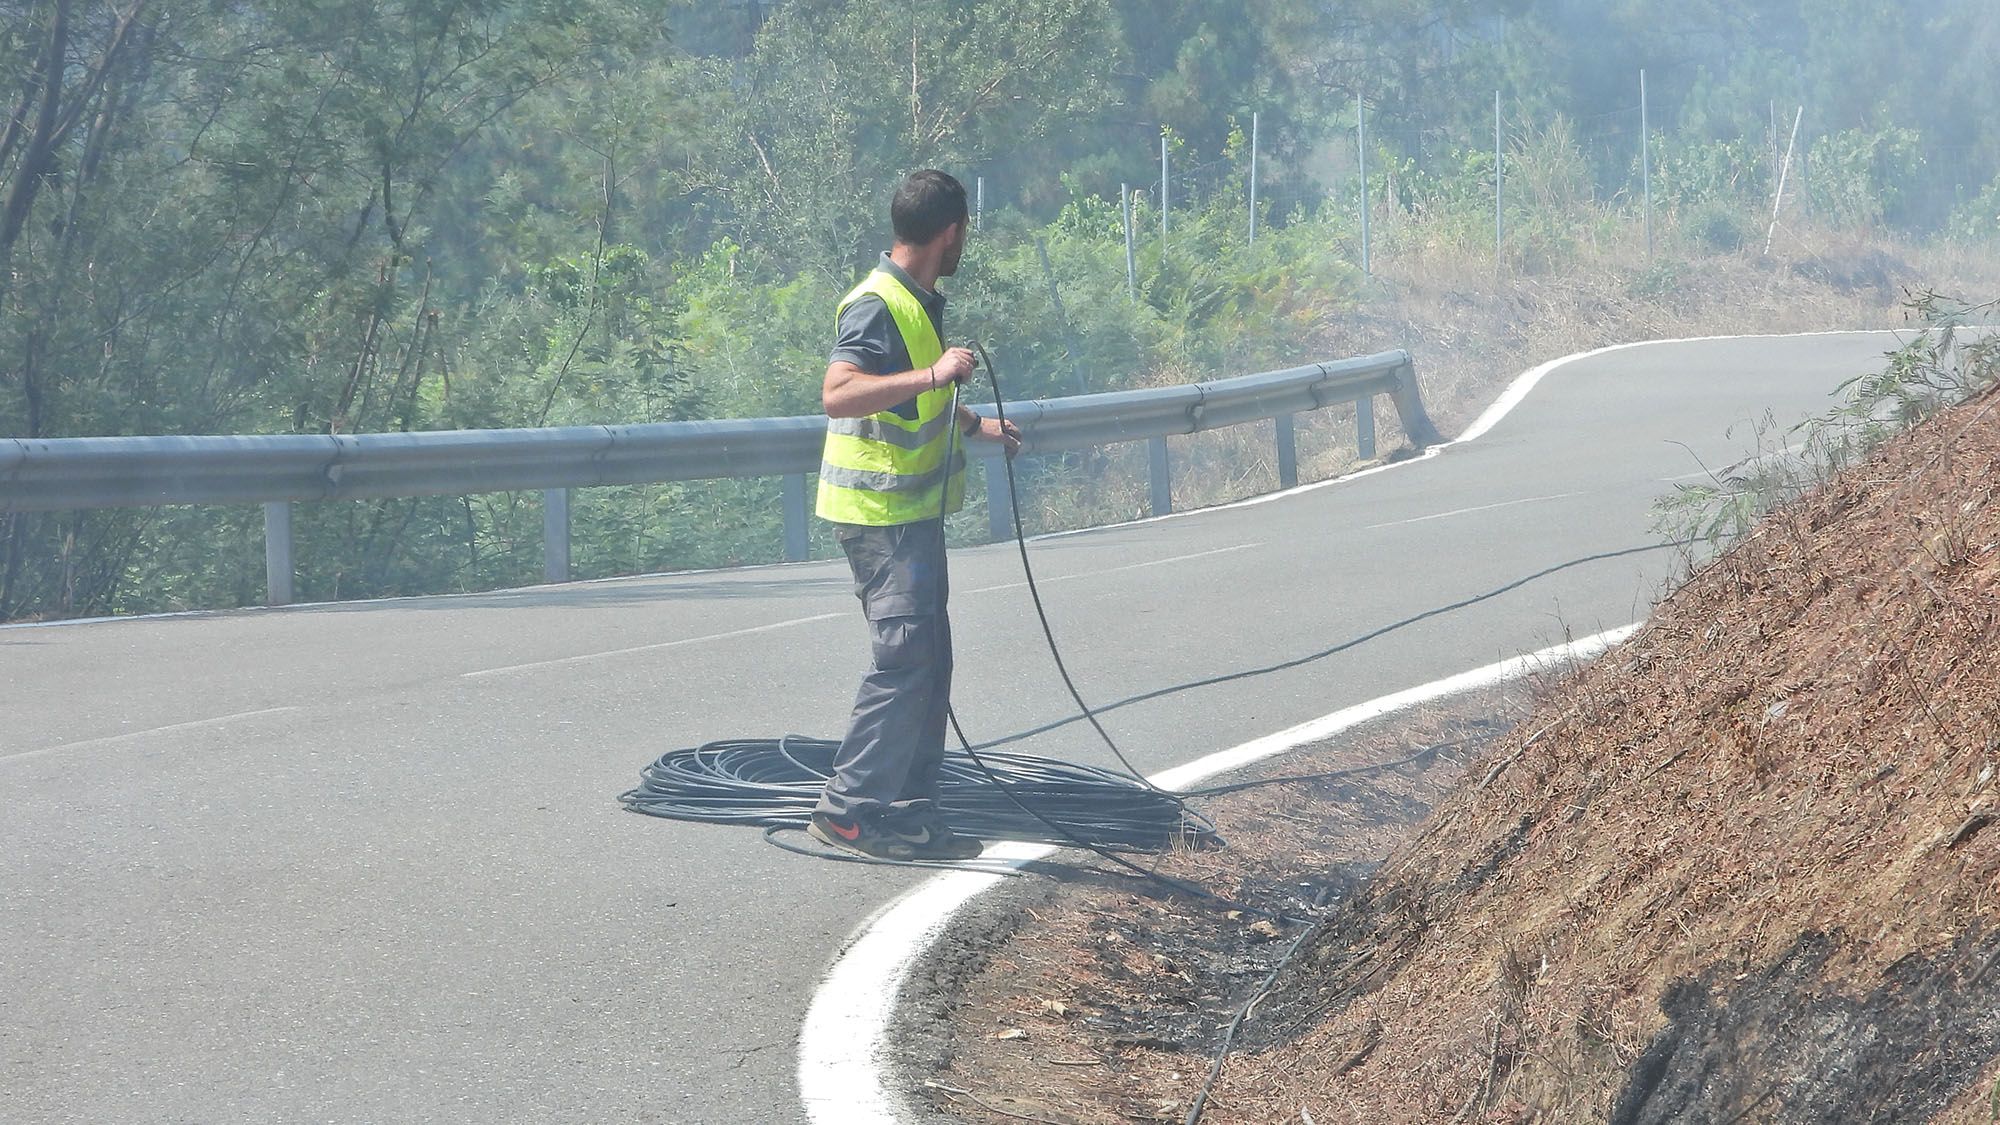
[1182,913,1332,1125]
[619,735,1207,852]
[903,370,1272,915]
[941,710,1305,924]
[927,350,1349,921]
[968,341,1171,794]
[965,539,1690,751]
[932,351,1321,922]
[617,345,1292,920]
[616,340,1468,924]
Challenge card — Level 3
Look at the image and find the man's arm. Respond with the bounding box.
[822,346,978,419]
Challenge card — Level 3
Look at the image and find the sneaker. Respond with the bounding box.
[884,806,985,861]
[809,810,918,861]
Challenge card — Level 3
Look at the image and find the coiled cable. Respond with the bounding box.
[619,734,1213,852]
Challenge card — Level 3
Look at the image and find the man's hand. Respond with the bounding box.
[966,415,1023,459]
[929,346,977,388]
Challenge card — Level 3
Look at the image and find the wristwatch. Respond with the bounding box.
[960,413,981,437]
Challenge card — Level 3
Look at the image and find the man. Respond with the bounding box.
[808,169,1021,862]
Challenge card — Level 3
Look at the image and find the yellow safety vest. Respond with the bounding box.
[815,269,967,526]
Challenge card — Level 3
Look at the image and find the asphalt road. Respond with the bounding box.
[0,332,1904,1123]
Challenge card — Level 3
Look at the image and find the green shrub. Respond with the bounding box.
[1653,135,1768,212]
[1808,126,1927,229]
[1682,198,1752,254]
[1947,175,2000,246]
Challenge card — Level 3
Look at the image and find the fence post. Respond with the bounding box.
[1356,398,1377,461]
[263,501,294,607]
[975,176,984,231]
[1358,96,1371,276]
[1160,131,1170,245]
[983,454,1011,542]
[1248,110,1259,247]
[1122,182,1137,300]
[1766,106,1803,256]
[543,487,571,582]
[1274,413,1298,489]
[1148,435,1172,517]
[1640,69,1653,261]
[1494,90,1504,275]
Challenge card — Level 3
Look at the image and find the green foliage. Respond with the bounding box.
[1654,135,1769,211]
[1948,175,2000,246]
[1808,126,1928,230]
[665,242,837,420]
[1391,148,1500,258]
[1627,259,1683,300]
[1811,290,2000,457]
[5,0,2000,618]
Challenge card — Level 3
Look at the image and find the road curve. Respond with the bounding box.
[1,331,1901,1123]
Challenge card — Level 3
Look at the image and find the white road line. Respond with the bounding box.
[1454,328,1897,446]
[1034,329,1899,541]
[796,624,1642,1125]
[460,613,845,678]
[2,706,302,764]
[1362,492,1581,531]
[963,542,1262,595]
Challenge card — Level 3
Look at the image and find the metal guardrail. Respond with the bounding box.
[0,350,1439,605]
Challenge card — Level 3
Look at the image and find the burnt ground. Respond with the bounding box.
[916,381,2000,1122]
[897,687,1533,1123]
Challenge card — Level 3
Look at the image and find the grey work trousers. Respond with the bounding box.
[816,518,953,821]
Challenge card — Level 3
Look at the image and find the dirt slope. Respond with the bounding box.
[1213,381,2000,1121]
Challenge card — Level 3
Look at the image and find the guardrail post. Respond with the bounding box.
[543,488,571,583]
[263,501,293,607]
[1148,435,1172,516]
[1357,396,1377,461]
[1391,361,1445,447]
[782,473,810,561]
[982,455,1011,542]
[1274,413,1298,489]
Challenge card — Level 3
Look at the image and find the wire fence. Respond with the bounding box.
[972,79,1998,285]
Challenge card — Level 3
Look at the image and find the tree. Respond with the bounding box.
[0,0,662,617]
[668,0,1125,279]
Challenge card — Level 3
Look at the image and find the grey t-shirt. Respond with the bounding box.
[828,253,946,421]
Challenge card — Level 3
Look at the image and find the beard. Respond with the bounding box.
[939,228,966,277]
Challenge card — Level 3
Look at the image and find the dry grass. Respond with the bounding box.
[925,688,1530,1124]
[1189,378,2000,1122]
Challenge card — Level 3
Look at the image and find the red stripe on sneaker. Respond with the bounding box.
[829,819,862,841]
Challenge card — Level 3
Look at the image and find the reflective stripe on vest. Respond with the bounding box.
[815,269,967,525]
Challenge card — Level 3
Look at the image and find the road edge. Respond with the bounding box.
[797,623,1642,1124]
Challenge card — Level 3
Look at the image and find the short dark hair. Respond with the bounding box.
[891,170,968,245]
